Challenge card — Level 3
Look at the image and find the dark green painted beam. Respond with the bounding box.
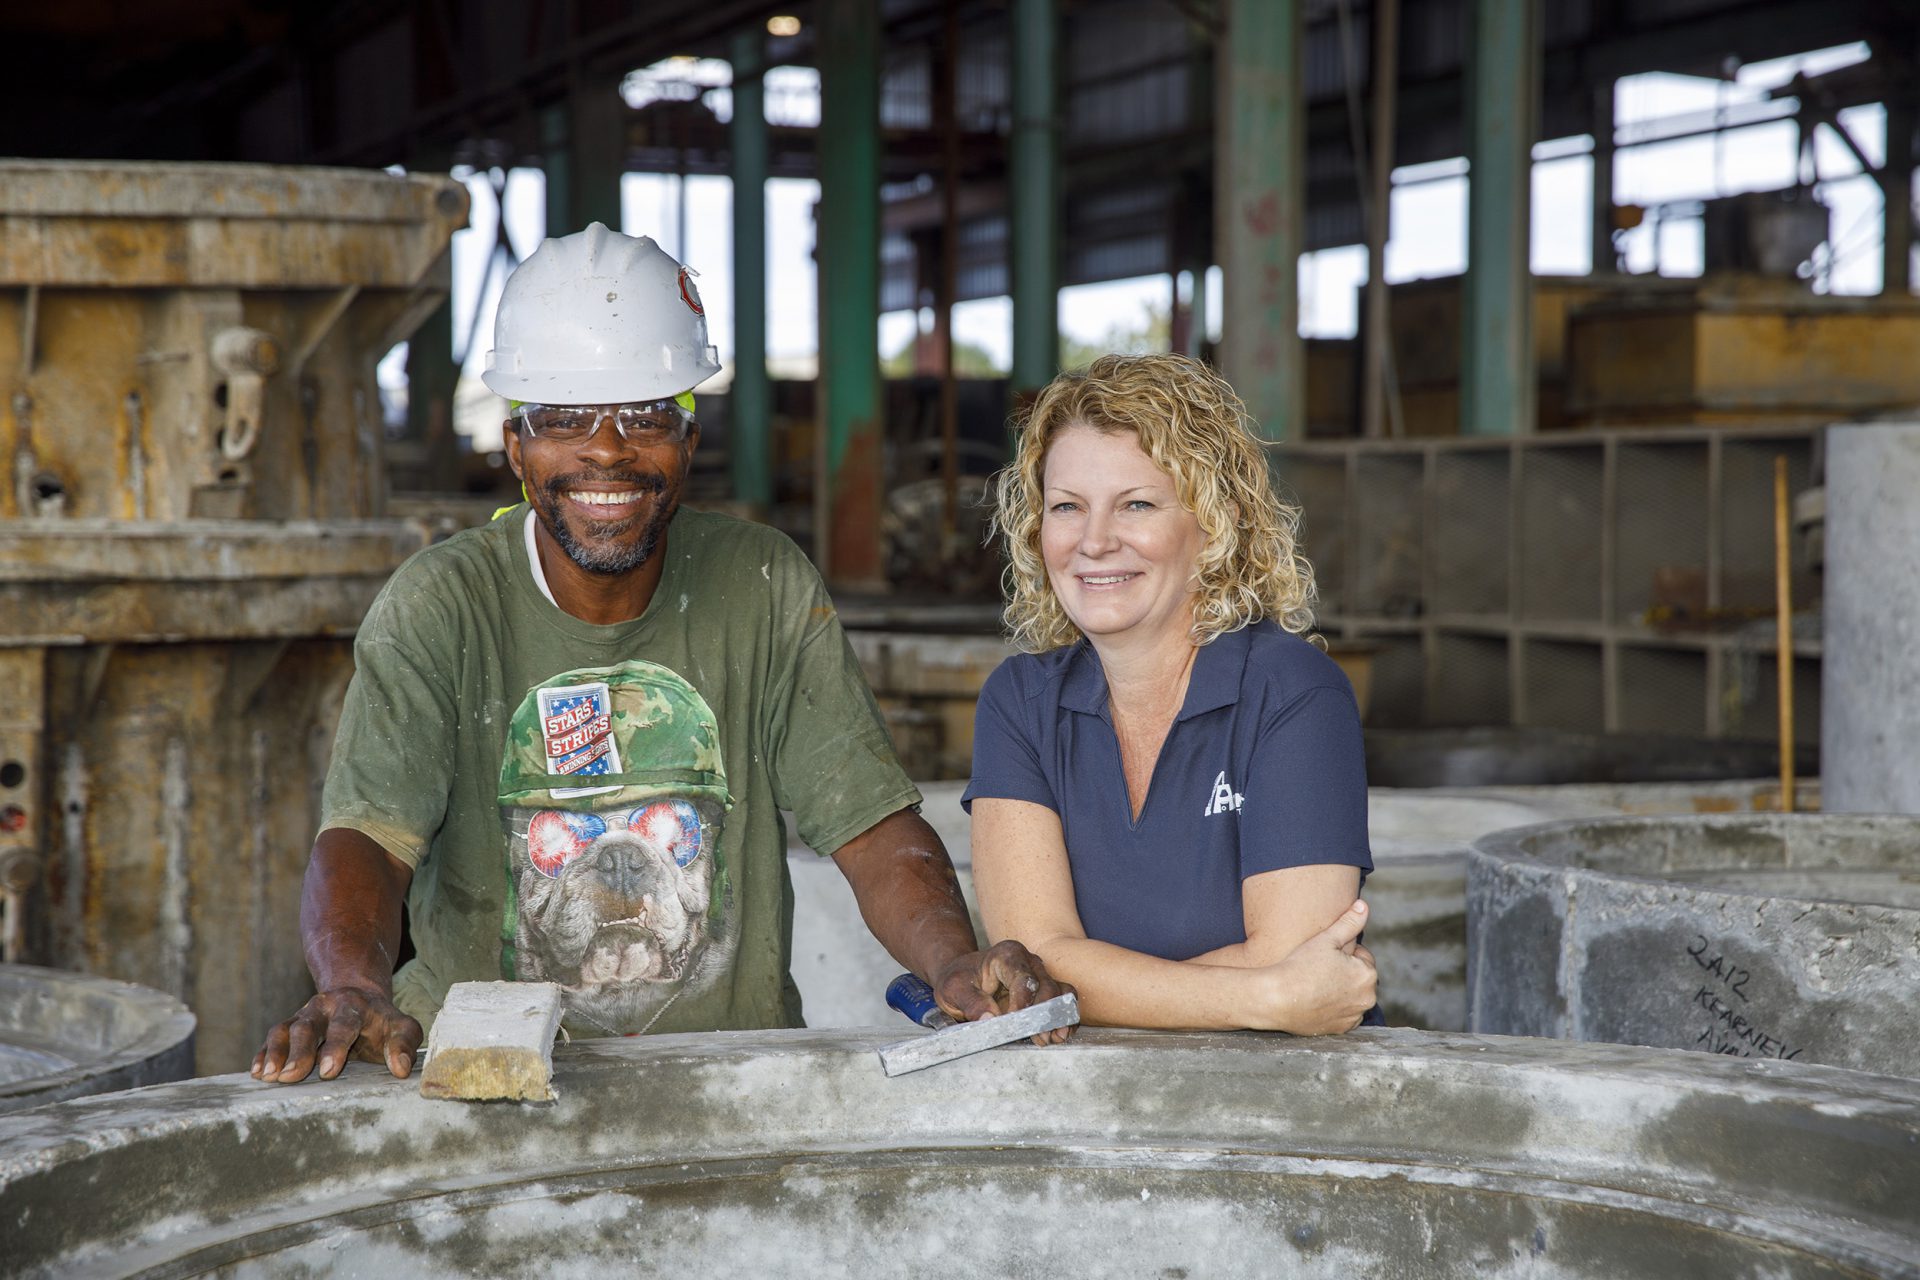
[1010,0,1060,396]
[817,0,885,586]
[729,27,772,508]
[1461,0,1539,436]
[1217,0,1305,441]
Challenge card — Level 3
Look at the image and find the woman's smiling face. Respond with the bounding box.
[1039,423,1206,648]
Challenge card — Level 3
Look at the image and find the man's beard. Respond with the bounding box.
[538,468,673,575]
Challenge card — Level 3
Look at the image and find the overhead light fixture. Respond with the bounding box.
[767,15,801,37]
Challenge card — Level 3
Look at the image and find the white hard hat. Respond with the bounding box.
[481,222,722,405]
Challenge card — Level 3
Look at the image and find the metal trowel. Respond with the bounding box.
[876,972,1080,1077]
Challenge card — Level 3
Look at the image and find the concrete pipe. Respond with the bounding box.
[1467,814,1920,1076]
[0,964,194,1115]
[1823,421,1920,814]
[2,1029,1914,1277]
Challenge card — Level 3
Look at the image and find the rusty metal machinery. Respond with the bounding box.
[1566,276,1920,427]
[0,161,467,1074]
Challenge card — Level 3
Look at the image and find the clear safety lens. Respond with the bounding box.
[517,400,692,445]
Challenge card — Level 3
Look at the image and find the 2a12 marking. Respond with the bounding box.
[1685,934,1751,1003]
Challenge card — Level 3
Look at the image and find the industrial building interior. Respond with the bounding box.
[2,1,1918,1274]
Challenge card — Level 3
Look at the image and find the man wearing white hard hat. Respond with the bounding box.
[253,224,1070,1082]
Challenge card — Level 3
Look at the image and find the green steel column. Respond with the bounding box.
[817,0,885,587]
[1461,0,1538,435]
[1217,0,1304,442]
[1010,0,1060,397]
[541,103,572,235]
[729,28,772,508]
[543,84,624,237]
[574,79,627,233]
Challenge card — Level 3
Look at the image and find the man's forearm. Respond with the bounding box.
[830,809,979,981]
[301,828,413,995]
[254,828,422,1083]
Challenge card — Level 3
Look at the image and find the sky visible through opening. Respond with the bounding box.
[382,40,1912,447]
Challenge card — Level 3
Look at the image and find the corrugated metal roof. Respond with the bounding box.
[20,0,1887,298]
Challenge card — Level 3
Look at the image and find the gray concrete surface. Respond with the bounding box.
[786,782,1753,1033]
[3,1029,1913,1278]
[1823,422,1920,814]
[1344,790,1609,1029]
[1368,780,1830,1031]
[1468,814,1920,1076]
[0,964,195,1115]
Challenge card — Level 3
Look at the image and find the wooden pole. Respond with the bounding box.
[1773,454,1795,812]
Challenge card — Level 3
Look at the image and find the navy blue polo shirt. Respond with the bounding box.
[962,620,1372,961]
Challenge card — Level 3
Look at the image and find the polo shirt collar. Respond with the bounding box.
[1180,623,1252,720]
[1058,640,1109,717]
[1058,624,1254,722]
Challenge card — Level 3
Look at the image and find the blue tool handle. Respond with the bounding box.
[886,973,954,1029]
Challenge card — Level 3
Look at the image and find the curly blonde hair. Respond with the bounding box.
[990,352,1317,653]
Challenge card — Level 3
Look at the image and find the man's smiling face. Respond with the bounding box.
[505,409,701,576]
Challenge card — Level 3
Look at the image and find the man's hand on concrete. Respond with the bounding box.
[932,939,1077,1046]
[251,988,423,1083]
[253,829,417,1084]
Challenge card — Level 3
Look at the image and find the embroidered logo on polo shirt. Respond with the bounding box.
[1204,771,1244,816]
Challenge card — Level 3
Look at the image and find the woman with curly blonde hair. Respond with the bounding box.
[963,353,1379,1033]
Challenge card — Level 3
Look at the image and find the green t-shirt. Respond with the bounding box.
[321,505,919,1036]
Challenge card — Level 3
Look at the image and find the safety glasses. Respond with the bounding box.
[514,399,693,445]
[523,799,707,878]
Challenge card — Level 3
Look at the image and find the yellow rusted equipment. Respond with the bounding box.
[1379,275,1701,436]
[0,161,466,1074]
[1566,278,1920,426]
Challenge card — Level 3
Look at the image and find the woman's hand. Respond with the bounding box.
[1253,899,1378,1035]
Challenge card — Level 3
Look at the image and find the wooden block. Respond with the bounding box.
[418,981,564,1103]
